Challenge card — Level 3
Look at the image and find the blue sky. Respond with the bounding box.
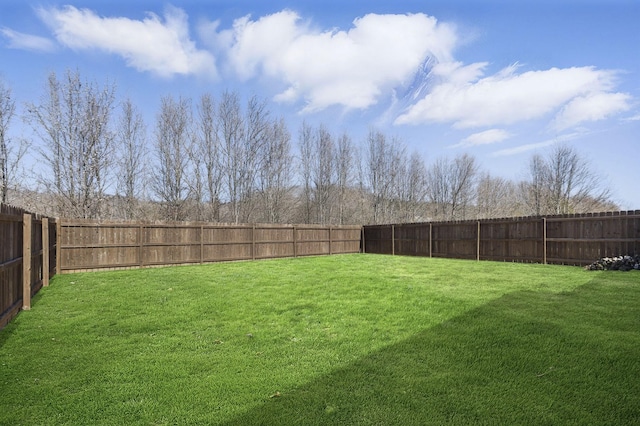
[1,0,639,209]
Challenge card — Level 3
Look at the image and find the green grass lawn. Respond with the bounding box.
[1,254,639,425]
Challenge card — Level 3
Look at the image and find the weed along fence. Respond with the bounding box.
[363,210,640,266]
[58,220,363,272]
[0,204,57,329]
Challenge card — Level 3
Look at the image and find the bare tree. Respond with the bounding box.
[239,95,270,222]
[546,144,611,214]
[355,145,372,224]
[26,70,116,218]
[334,132,354,225]
[296,123,352,224]
[396,151,428,222]
[151,95,193,221]
[426,153,478,221]
[187,139,206,221]
[366,130,386,223]
[449,153,478,220]
[362,134,425,224]
[298,121,314,224]
[218,91,244,223]
[521,143,614,215]
[312,125,334,224]
[258,117,293,223]
[426,157,450,221]
[0,79,25,204]
[365,130,402,224]
[116,98,146,219]
[521,154,547,216]
[195,93,223,222]
[476,172,521,219]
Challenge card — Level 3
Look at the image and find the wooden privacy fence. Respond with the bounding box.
[363,210,640,266]
[58,220,363,272]
[3,209,640,329]
[0,204,57,329]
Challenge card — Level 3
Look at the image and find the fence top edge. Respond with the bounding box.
[0,202,31,216]
[10,207,640,229]
[363,209,640,228]
[60,218,362,229]
[0,203,60,220]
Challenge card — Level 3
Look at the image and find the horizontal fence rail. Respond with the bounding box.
[363,210,640,266]
[0,204,57,329]
[59,220,363,272]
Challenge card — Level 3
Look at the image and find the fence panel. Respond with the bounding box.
[329,227,363,254]
[363,225,393,255]
[546,211,640,265]
[0,209,23,329]
[363,210,640,266]
[144,224,201,266]
[296,226,330,257]
[432,222,477,260]
[394,224,431,257]
[480,217,543,263]
[59,220,362,272]
[203,226,253,263]
[255,226,295,259]
[0,204,56,330]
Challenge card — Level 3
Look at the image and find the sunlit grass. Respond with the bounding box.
[1,254,638,425]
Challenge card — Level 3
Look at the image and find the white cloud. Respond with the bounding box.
[491,132,582,157]
[490,140,556,157]
[216,11,305,80]
[432,61,486,84]
[451,128,512,148]
[23,6,633,130]
[38,5,216,78]
[395,63,629,130]
[553,92,631,130]
[1,28,56,52]
[214,11,457,112]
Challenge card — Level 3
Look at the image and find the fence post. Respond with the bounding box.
[252,225,256,261]
[56,219,62,274]
[42,218,49,287]
[361,226,365,254]
[477,221,481,262]
[543,217,547,264]
[200,224,204,264]
[22,213,32,310]
[138,223,144,268]
[293,225,297,257]
[391,225,395,255]
[429,223,432,258]
[329,226,332,255]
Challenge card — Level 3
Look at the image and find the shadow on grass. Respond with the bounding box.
[0,320,18,349]
[225,276,640,425]
[0,288,49,349]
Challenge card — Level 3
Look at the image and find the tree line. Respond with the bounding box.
[0,70,617,224]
